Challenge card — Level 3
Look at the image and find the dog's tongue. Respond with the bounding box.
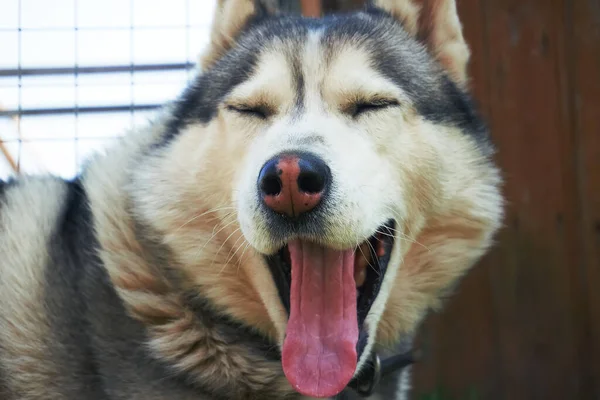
[282,240,358,398]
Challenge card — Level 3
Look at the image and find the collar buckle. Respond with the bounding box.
[347,349,420,398]
[353,352,382,397]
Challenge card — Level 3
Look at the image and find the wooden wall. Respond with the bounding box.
[414,1,599,398]
[316,0,600,398]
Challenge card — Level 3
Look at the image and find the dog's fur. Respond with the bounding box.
[0,1,503,399]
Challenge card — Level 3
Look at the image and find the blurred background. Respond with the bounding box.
[0,0,598,399]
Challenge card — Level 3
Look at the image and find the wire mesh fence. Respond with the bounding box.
[0,0,217,179]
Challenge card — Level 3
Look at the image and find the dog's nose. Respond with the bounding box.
[258,153,330,218]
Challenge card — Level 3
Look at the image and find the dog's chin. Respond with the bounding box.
[263,220,396,398]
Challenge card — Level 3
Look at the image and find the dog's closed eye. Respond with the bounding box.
[349,98,399,118]
[226,103,273,120]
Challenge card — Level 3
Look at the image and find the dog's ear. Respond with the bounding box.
[200,0,279,70]
[368,0,470,86]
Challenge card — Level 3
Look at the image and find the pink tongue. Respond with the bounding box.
[282,240,358,398]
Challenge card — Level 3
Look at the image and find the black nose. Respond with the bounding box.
[258,152,331,218]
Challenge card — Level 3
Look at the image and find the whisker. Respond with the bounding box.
[220,234,248,274]
[236,243,252,275]
[374,229,395,239]
[374,215,432,253]
[173,206,236,233]
[217,237,246,277]
[193,217,239,260]
[211,228,241,269]
[380,205,423,249]
[364,239,382,276]
[376,227,430,252]
[357,241,380,277]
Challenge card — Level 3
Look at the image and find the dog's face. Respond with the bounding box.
[128,0,503,398]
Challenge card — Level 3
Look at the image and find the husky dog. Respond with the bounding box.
[0,0,503,399]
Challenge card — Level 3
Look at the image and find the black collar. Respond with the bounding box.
[347,349,420,397]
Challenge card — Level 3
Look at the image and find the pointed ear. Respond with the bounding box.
[200,0,279,71]
[368,0,470,86]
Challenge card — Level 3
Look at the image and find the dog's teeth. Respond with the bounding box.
[354,262,367,288]
[377,238,385,257]
[354,242,371,288]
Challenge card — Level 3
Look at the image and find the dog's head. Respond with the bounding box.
[125,0,503,397]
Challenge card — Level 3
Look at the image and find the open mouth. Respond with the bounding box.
[265,220,396,398]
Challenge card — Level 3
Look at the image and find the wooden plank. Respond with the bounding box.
[411,1,506,398]
[412,265,504,399]
[300,0,323,16]
[482,0,586,398]
[569,0,600,396]
[322,0,362,11]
